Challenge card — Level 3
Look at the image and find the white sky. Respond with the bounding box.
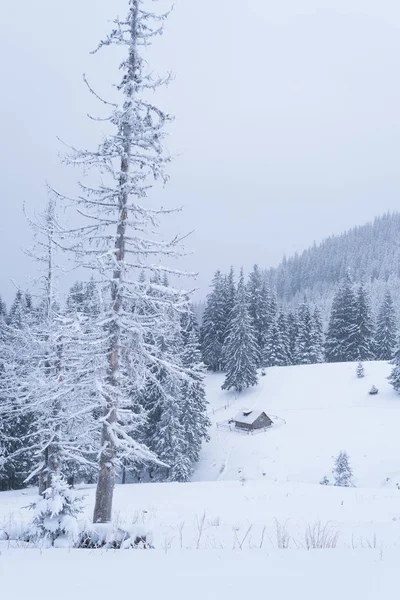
[2,0,400,302]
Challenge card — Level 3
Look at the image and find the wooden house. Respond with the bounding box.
[231,409,273,431]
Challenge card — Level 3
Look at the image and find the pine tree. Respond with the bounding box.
[375,291,397,360]
[262,291,278,367]
[325,274,358,363]
[52,0,190,523]
[0,291,37,490]
[388,345,400,393]
[356,362,365,378]
[201,271,227,371]
[180,307,210,473]
[247,265,270,365]
[222,269,258,393]
[221,267,236,347]
[294,303,314,365]
[286,311,299,365]
[354,284,375,361]
[332,451,354,487]
[310,308,324,363]
[276,310,291,366]
[26,476,84,547]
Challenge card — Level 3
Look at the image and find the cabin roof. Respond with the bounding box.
[233,409,267,425]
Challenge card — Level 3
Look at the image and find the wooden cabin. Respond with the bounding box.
[232,409,273,431]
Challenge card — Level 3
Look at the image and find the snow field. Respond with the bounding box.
[1,360,400,598]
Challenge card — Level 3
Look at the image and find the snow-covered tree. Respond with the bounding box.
[286,311,299,365]
[310,308,324,363]
[354,284,375,361]
[276,310,291,366]
[52,1,191,522]
[356,362,365,378]
[388,345,400,393]
[201,271,227,371]
[26,476,85,547]
[325,274,358,363]
[247,265,270,365]
[180,306,210,469]
[222,269,258,393]
[332,451,354,487]
[375,291,397,361]
[294,303,314,365]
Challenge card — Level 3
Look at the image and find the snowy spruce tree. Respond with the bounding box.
[26,476,85,547]
[310,308,324,363]
[375,291,397,361]
[201,271,227,371]
[222,269,258,393]
[354,284,375,361]
[294,303,314,365]
[0,198,100,500]
[180,306,210,471]
[325,273,358,363]
[0,291,37,490]
[356,362,365,378]
[332,451,354,487]
[53,1,192,522]
[276,310,291,366]
[286,311,299,365]
[262,292,279,367]
[247,265,270,365]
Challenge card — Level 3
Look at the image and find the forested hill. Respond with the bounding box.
[266,212,400,320]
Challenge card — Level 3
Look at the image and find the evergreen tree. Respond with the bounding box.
[388,345,400,393]
[325,274,358,362]
[310,308,324,363]
[222,269,258,393]
[287,311,299,365]
[356,362,365,378]
[180,306,210,471]
[0,291,36,490]
[262,291,278,367]
[276,310,291,366]
[200,271,226,371]
[375,291,397,360]
[294,303,314,365]
[354,284,375,361]
[247,265,270,365]
[262,319,282,367]
[332,451,354,487]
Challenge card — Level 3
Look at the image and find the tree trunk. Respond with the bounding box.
[93,2,138,524]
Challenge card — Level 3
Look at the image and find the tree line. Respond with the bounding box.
[201,266,398,393]
[0,277,210,493]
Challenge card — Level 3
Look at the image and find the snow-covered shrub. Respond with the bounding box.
[332,451,354,487]
[356,362,365,378]
[369,385,379,395]
[78,523,153,549]
[320,476,330,486]
[25,476,85,547]
[304,521,339,549]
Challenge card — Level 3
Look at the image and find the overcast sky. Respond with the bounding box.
[1,0,400,303]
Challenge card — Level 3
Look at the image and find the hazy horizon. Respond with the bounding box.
[2,0,400,304]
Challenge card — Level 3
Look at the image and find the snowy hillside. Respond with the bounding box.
[266,212,400,320]
[197,361,397,488]
[2,361,400,599]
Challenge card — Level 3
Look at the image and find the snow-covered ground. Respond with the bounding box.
[198,360,399,488]
[1,361,400,598]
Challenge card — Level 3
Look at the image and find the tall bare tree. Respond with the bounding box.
[53,0,190,523]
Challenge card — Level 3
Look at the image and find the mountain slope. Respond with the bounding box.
[266,212,400,319]
[196,361,399,488]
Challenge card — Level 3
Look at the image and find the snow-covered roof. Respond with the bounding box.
[233,409,266,425]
